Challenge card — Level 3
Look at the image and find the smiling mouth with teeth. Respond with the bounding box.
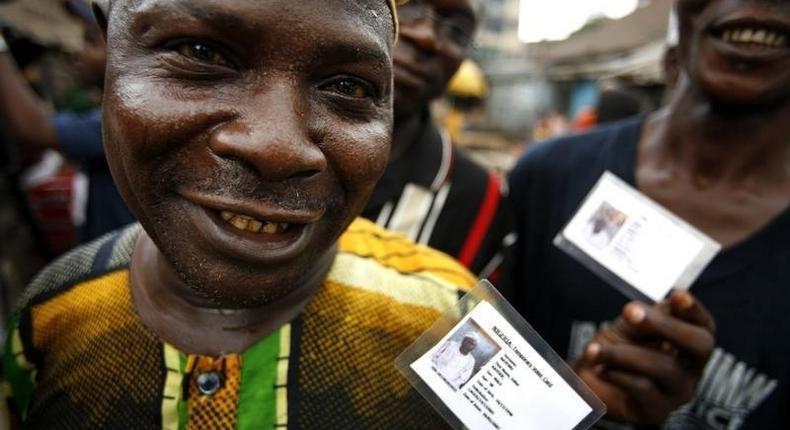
[220,211,290,234]
[716,27,789,49]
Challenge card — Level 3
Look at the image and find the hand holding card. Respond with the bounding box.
[396,281,606,430]
[574,290,715,426]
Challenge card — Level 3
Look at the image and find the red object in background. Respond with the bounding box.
[572,107,598,131]
[25,163,80,256]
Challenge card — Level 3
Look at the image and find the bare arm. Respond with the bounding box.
[0,35,58,150]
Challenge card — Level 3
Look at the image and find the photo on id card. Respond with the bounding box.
[395,280,605,430]
[554,171,721,303]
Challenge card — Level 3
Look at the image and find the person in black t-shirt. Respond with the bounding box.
[509,0,790,428]
[362,0,515,281]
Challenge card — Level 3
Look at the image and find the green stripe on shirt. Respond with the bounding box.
[237,326,285,430]
[2,314,35,419]
[161,343,187,430]
[178,352,189,430]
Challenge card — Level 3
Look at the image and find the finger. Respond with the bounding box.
[598,369,669,425]
[619,302,715,362]
[585,342,684,394]
[667,290,716,333]
[602,304,665,344]
[598,368,659,400]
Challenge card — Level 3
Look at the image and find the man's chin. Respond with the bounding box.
[700,79,790,110]
[167,251,297,309]
[393,81,444,119]
[692,63,790,110]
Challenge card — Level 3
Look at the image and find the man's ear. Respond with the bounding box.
[91,0,110,39]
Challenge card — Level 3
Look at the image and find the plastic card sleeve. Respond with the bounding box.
[554,171,721,304]
[395,280,606,430]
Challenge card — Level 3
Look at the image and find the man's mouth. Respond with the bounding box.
[709,15,790,56]
[715,26,788,49]
[220,210,290,235]
[176,188,325,263]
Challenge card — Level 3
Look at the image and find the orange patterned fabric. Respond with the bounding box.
[26,270,164,429]
[186,355,241,430]
[3,219,476,429]
[339,219,477,288]
[290,219,475,429]
[295,280,453,428]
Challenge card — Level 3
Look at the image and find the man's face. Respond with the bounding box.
[393,0,476,119]
[101,0,393,307]
[676,0,790,107]
[460,336,477,354]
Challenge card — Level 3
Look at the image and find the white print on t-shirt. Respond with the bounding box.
[569,322,778,430]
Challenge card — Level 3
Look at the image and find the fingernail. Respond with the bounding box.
[677,292,694,310]
[626,304,646,324]
[586,342,601,359]
[593,364,605,375]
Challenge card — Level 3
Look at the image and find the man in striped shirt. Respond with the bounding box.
[363,0,515,281]
[1,0,481,428]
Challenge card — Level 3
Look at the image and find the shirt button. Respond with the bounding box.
[196,372,222,396]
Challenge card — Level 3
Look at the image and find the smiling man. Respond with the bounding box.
[0,0,481,428]
[509,0,789,428]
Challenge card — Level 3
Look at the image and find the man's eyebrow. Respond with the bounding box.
[190,10,245,31]
[131,1,392,54]
[131,1,247,33]
[313,42,391,69]
[130,0,391,69]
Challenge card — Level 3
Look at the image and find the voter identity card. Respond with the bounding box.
[554,171,721,303]
[395,281,605,430]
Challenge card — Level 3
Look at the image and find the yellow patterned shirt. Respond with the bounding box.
[1,218,476,429]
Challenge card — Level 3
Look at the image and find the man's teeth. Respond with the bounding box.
[220,211,289,234]
[262,222,280,234]
[721,27,788,48]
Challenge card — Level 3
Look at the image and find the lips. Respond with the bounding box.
[177,188,324,263]
[220,210,289,234]
[708,15,790,59]
[719,27,787,48]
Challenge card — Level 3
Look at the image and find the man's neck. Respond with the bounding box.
[391,109,428,162]
[129,231,334,356]
[643,78,790,186]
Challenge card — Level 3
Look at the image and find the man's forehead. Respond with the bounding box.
[100,0,394,88]
[103,0,396,38]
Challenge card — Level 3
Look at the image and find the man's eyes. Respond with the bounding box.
[168,41,234,69]
[157,41,381,106]
[321,77,377,100]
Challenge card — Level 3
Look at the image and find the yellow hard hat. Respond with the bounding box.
[447,60,488,99]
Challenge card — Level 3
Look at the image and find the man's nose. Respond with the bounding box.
[209,83,327,182]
